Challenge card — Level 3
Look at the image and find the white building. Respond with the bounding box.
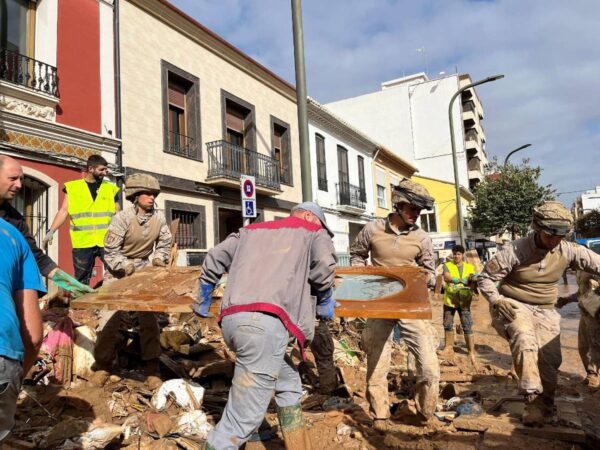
[325,72,489,192]
[573,186,600,220]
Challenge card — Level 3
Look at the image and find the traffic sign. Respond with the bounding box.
[241,175,257,218]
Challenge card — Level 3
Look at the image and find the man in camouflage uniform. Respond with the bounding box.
[350,178,439,430]
[478,201,600,426]
[557,271,600,388]
[90,173,171,388]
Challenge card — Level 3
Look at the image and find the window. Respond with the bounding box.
[161,61,201,161]
[337,146,349,186]
[165,201,206,249]
[271,116,292,185]
[357,155,366,202]
[377,185,386,208]
[419,208,438,233]
[1,0,35,56]
[222,90,256,151]
[316,134,327,191]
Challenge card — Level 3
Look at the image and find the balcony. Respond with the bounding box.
[167,131,201,160]
[206,140,281,193]
[336,182,366,212]
[0,48,58,97]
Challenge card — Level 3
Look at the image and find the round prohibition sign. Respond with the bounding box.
[243,179,255,198]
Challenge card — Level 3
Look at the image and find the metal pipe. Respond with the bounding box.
[449,74,504,246]
[291,0,312,202]
[504,144,532,166]
[114,0,124,207]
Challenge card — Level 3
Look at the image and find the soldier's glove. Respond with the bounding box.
[316,288,337,321]
[193,282,215,318]
[152,258,167,267]
[124,263,135,276]
[556,294,577,309]
[494,298,517,322]
[42,229,55,247]
[50,269,94,299]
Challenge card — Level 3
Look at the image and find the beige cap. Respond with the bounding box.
[392,178,434,210]
[124,173,161,201]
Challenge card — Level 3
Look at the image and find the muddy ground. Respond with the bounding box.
[6,273,600,449]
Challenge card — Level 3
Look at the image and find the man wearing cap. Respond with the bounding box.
[90,173,171,388]
[349,178,439,430]
[478,201,600,426]
[194,202,337,450]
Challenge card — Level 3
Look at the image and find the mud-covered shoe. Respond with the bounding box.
[89,369,110,387]
[373,419,390,432]
[522,394,550,427]
[143,359,163,390]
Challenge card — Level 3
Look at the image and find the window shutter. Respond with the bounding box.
[226,108,245,134]
[376,168,386,186]
[168,83,185,109]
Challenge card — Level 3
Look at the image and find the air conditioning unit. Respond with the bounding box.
[176,249,208,267]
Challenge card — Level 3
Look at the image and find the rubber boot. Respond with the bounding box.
[143,359,163,390]
[464,334,479,371]
[437,331,455,360]
[522,394,550,427]
[277,404,312,450]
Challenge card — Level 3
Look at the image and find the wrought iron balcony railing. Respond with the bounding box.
[0,48,58,97]
[206,140,281,191]
[167,131,200,160]
[336,182,366,210]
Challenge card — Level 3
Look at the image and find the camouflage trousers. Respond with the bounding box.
[490,298,561,399]
[578,309,600,377]
[363,318,440,419]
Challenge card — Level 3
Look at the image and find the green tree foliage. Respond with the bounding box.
[469,158,555,237]
[576,210,600,238]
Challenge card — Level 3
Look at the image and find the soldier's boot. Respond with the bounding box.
[277,404,312,450]
[437,331,455,360]
[522,394,551,427]
[464,334,479,371]
[586,373,600,388]
[89,363,111,387]
[373,419,390,432]
[143,358,163,390]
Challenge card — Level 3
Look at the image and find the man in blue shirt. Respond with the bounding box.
[0,218,46,443]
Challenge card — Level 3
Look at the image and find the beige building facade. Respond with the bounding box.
[119,0,302,260]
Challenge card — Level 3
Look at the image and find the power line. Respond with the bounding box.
[555,188,595,196]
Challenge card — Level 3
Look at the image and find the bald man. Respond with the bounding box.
[0,156,92,298]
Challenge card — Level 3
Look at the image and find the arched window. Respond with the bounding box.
[14,175,49,248]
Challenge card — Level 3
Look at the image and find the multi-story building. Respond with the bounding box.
[0,0,120,280]
[325,72,490,193]
[117,0,302,262]
[307,98,416,263]
[573,186,600,221]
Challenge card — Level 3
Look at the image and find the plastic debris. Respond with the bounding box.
[152,379,205,411]
[456,400,483,417]
[176,410,213,439]
[79,423,123,449]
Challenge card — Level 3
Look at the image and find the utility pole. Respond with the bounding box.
[291,0,312,201]
[449,74,504,247]
[504,144,532,166]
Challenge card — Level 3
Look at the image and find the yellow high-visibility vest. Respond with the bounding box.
[443,261,476,308]
[65,179,119,248]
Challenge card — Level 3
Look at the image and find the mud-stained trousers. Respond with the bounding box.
[490,298,561,399]
[363,318,440,419]
[206,312,303,449]
[578,309,600,378]
[309,320,337,393]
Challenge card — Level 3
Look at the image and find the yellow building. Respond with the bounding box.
[413,175,474,259]
[372,147,417,218]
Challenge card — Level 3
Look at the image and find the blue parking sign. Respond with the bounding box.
[243,200,256,218]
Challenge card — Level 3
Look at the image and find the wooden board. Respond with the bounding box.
[71,266,431,320]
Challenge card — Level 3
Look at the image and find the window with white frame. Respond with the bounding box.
[376,168,387,208]
[419,207,438,233]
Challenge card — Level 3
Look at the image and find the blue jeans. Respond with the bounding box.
[0,356,23,443]
[207,312,302,449]
[443,305,473,335]
[72,246,104,285]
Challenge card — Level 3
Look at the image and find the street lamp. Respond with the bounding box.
[504,144,532,166]
[449,74,504,247]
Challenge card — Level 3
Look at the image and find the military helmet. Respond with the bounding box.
[531,201,573,236]
[124,173,161,201]
[392,178,434,210]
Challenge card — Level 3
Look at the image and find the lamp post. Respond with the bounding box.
[504,144,532,166]
[449,74,504,247]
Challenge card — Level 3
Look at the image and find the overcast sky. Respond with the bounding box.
[170,0,599,206]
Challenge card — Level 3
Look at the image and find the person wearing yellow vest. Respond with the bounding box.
[438,245,478,366]
[43,155,120,285]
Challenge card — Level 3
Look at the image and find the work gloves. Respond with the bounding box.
[50,269,94,299]
[316,288,336,321]
[193,282,215,318]
[493,298,518,322]
[42,229,55,247]
[152,258,167,267]
[556,293,578,309]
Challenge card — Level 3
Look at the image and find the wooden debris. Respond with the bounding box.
[556,398,582,430]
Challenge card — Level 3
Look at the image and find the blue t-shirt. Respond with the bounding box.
[0,218,46,361]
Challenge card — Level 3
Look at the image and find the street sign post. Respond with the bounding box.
[240,175,257,222]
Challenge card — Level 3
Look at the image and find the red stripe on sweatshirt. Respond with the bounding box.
[245,216,321,233]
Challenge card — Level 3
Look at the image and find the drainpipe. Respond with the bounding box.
[114,0,124,207]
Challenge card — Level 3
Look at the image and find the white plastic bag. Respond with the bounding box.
[151,379,205,410]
